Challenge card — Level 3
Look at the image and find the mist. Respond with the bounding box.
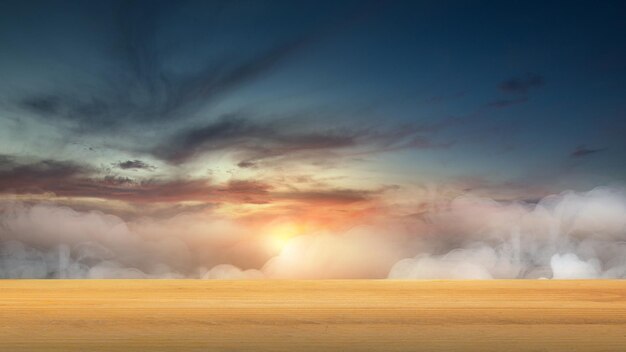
[389,187,626,279]
[1,187,626,279]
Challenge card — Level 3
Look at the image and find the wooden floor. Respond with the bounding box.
[0,280,625,351]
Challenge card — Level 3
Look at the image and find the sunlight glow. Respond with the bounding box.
[265,221,303,252]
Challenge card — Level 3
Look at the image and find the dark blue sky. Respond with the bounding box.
[1,0,626,205]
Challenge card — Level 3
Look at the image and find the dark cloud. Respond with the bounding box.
[153,116,269,162]
[12,0,380,136]
[115,160,155,171]
[8,1,454,172]
[18,42,308,131]
[498,73,545,94]
[570,145,607,158]
[19,95,61,115]
[152,115,357,163]
[153,115,449,165]
[0,154,15,166]
[275,188,375,205]
[237,160,257,169]
[0,157,378,207]
[102,175,135,186]
[0,158,88,194]
[0,157,216,203]
[14,1,312,132]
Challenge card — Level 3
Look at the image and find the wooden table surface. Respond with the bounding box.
[0,280,625,351]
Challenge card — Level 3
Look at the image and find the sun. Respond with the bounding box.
[265,221,303,252]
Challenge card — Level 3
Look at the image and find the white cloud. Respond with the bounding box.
[202,264,264,279]
[388,187,626,279]
[550,253,601,279]
[2,187,626,279]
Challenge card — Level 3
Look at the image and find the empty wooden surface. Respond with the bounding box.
[0,280,625,351]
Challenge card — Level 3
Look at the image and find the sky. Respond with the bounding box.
[1,0,626,279]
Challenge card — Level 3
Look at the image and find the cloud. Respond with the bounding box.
[388,187,626,279]
[0,155,14,166]
[202,264,265,280]
[0,156,383,210]
[0,201,264,278]
[14,1,312,133]
[6,0,454,170]
[152,115,450,165]
[570,145,607,158]
[2,187,626,279]
[115,160,155,171]
[0,158,88,194]
[0,157,265,204]
[272,188,376,205]
[388,245,522,279]
[498,73,545,94]
[237,160,258,169]
[550,253,601,279]
[12,0,379,138]
[17,34,305,131]
[476,73,543,111]
[151,114,360,164]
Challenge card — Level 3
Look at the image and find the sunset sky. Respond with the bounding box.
[1,1,626,279]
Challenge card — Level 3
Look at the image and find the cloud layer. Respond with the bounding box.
[2,187,626,279]
[390,187,626,279]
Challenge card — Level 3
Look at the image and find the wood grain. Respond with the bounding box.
[0,280,625,351]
